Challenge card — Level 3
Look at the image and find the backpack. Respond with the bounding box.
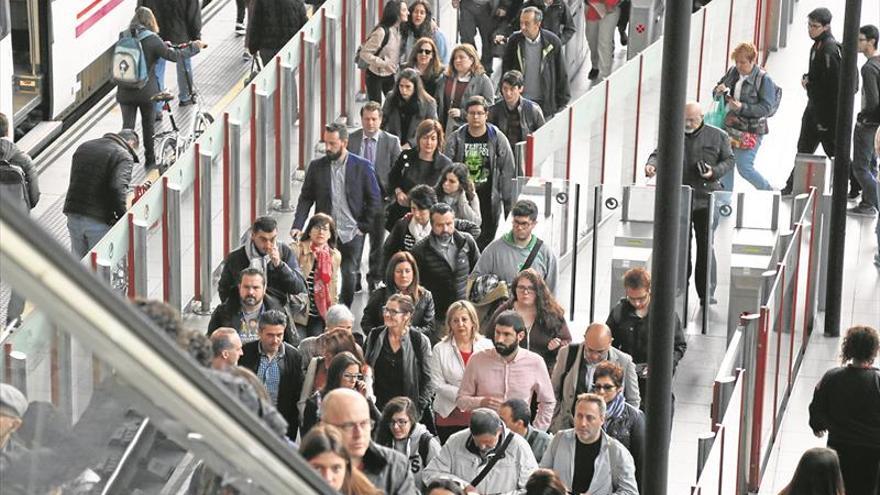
[563,342,581,377]
[408,431,435,473]
[112,29,153,90]
[0,159,31,212]
[355,26,391,70]
[755,70,782,117]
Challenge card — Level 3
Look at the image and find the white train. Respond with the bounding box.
[0,0,138,137]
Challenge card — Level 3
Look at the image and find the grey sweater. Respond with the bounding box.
[469,232,559,293]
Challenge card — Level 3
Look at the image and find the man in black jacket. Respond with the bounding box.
[645,102,733,306]
[63,130,139,258]
[239,309,304,440]
[246,0,307,62]
[501,7,570,118]
[411,203,480,326]
[218,216,306,306]
[783,8,851,195]
[138,0,202,106]
[208,268,295,344]
[1,112,40,327]
[489,70,546,147]
[606,267,687,391]
[498,0,576,46]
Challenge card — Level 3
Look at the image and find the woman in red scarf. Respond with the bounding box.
[293,213,342,338]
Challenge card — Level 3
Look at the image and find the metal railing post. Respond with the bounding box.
[255,89,271,216]
[514,141,526,177]
[163,180,183,311]
[791,192,809,230]
[299,36,319,169]
[343,0,360,122]
[55,328,74,423]
[130,214,148,298]
[95,258,112,285]
[196,148,214,314]
[696,433,715,479]
[737,310,762,495]
[324,13,341,125]
[278,63,295,211]
[227,119,242,250]
[8,350,27,393]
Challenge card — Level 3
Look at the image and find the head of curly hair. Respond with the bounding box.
[840,325,879,365]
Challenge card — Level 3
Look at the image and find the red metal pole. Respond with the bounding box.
[749,306,770,491]
[525,134,535,176]
[222,112,231,256]
[788,228,802,385]
[299,32,307,171]
[320,10,328,131]
[250,85,258,223]
[126,212,136,300]
[90,251,98,271]
[803,188,819,344]
[696,8,708,102]
[633,55,644,182]
[275,56,283,200]
[162,176,171,303]
[772,263,785,433]
[725,0,735,72]
[194,143,202,301]
[600,80,610,184]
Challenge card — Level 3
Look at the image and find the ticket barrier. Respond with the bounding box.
[628,0,664,59]
[725,192,781,340]
[591,184,691,326]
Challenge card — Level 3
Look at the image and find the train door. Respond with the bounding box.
[9,0,49,129]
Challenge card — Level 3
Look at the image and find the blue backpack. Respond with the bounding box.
[112,29,152,89]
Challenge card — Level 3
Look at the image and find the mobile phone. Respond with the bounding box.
[697,161,711,176]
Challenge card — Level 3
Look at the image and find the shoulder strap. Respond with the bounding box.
[564,342,581,376]
[417,432,434,464]
[522,238,544,271]
[470,432,515,488]
[375,26,391,55]
[409,330,424,364]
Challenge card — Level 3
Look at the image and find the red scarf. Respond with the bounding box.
[311,242,333,318]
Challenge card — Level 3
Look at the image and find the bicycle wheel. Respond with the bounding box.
[193,112,214,140]
[157,136,179,173]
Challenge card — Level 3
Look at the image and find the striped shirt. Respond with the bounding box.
[305,267,320,318]
[256,342,285,405]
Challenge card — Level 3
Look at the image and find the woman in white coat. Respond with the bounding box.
[429,300,493,443]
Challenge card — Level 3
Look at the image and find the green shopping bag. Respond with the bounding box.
[705,97,727,128]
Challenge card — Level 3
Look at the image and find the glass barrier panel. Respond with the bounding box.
[634,42,664,187]
[687,8,706,101]
[702,0,734,103]
[730,0,759,51]
[692,371,744,495]
[705,191,736,334]
[759,272,783,466]
[604,57,641,187]
[529,108,570,180]
[736,191,779,230]
[568,86,606,190]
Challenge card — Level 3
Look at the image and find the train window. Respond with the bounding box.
[0,0,9,39]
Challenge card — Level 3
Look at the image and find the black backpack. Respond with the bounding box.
[355,26,391,70]
[0,159,31,211]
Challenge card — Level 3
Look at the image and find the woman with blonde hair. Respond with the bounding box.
[428,300,493,442]
[300,425,381,494]
[435,44,495,136]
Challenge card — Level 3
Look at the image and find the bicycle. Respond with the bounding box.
[133,45,213,201]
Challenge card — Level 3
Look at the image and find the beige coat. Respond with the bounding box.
[291,239,341,326]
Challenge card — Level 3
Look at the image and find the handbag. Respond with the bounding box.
[704,96,727,128]
[245,53,263,85]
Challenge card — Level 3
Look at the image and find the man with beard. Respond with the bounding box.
[456,310,556,431]
[549,323,640,432]
[291,123,381,306]
[208,268,295,344]
[423,408,537,493]
[218,216,306,305]
[411,203,480,325]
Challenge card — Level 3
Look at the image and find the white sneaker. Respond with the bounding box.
[235,23,245,36]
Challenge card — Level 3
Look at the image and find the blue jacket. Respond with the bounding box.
[292,152,381,234]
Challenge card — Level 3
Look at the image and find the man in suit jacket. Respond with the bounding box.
[346,101,402,291]
[549,322,640,433]
[239,309,304,440]
[291,123,381,306]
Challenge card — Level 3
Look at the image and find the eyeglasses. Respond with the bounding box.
[592,384,617,391]
[418,49,434,55]
[382,306,408,316]
[333,419,374,434]
[515,285,536,294]
[342,372,364,381]
[512,219,534,228]
[312,225,331,232]
[390,419,411,427]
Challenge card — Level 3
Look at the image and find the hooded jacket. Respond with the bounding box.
[63,133,137,224]
[445,123,516,219]
[385,422,442,490]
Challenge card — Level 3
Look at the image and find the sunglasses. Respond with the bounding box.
[418,49,434,55]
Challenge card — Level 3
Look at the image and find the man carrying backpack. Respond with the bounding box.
[0,112,40,327]
[712,41,779,192]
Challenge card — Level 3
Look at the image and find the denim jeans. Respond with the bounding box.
[67,213,112,259]
[153,55,195,113]
[852,122,879,210]
[721,135,772,191]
